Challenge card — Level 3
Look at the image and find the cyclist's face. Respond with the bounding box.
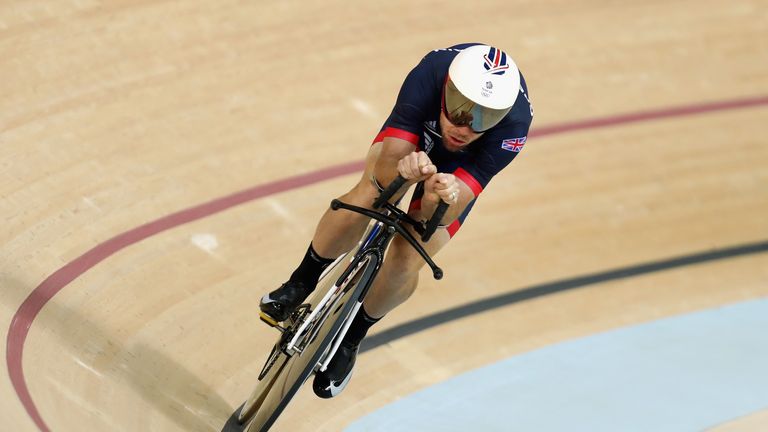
[439,111,483,152]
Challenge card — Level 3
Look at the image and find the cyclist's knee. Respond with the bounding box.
[338,176,378,208]
[386,235,427,275]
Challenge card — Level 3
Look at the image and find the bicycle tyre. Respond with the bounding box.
[236,344,290,423]
[236,252,379,432]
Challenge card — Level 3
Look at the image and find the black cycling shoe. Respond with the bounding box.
[312,341,359,399]
[259,280,313,324]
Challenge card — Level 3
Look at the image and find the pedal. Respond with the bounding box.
[259,312,281,329]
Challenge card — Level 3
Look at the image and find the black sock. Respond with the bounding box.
[289,243,335,288]
[343,306,381,347]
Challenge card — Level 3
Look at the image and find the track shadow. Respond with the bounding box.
[10,294,232,432]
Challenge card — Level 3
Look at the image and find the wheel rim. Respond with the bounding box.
[241,253,378,431]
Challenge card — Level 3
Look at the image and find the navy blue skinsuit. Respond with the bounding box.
[372,43,534,236]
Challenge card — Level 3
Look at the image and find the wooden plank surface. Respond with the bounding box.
[2,1,767,431]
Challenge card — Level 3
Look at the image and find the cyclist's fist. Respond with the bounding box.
[397,151,437,182]
[425,173,459,205]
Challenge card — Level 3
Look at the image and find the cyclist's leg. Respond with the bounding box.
[362,226,450,318]
[261,139,414,322]
[311,137,417,259]
[309,142,383,259]
[362,179,475,317]
[311,225,451,398]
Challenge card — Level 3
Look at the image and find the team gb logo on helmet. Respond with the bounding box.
[483,47,510,75]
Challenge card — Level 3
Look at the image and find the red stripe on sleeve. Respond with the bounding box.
[454,168,483,197]
[373,127,420,146]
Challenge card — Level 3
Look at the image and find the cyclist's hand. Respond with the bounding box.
[425,173,459,205]
[397,151,437,182]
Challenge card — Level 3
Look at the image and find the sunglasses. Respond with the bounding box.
[441,77,510,133]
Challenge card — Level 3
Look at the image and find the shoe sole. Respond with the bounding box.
[313,368,354,399]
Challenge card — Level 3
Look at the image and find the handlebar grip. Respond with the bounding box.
[373,175,408,209]
[421,200,449,243]
[432,267,443,280]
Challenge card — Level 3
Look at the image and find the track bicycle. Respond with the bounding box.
[222,175,449,432]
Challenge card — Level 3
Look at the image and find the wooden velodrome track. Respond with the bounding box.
[2,0,767,431]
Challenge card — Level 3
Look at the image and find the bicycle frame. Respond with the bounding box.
[226,181,447,432]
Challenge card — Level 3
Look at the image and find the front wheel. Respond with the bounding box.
[228,252,379,432]
[237,343,290,423]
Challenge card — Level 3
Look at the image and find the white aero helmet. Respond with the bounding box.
[443,45,520,132]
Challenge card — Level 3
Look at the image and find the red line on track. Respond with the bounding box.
[6,95,768,432]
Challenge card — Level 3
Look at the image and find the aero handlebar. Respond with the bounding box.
[372,175,450,242]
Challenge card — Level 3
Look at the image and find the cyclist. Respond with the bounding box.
[259,43,534,398]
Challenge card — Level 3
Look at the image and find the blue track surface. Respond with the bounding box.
[346,298,768,432]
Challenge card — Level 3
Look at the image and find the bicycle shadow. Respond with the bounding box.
[4,274,232,432]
